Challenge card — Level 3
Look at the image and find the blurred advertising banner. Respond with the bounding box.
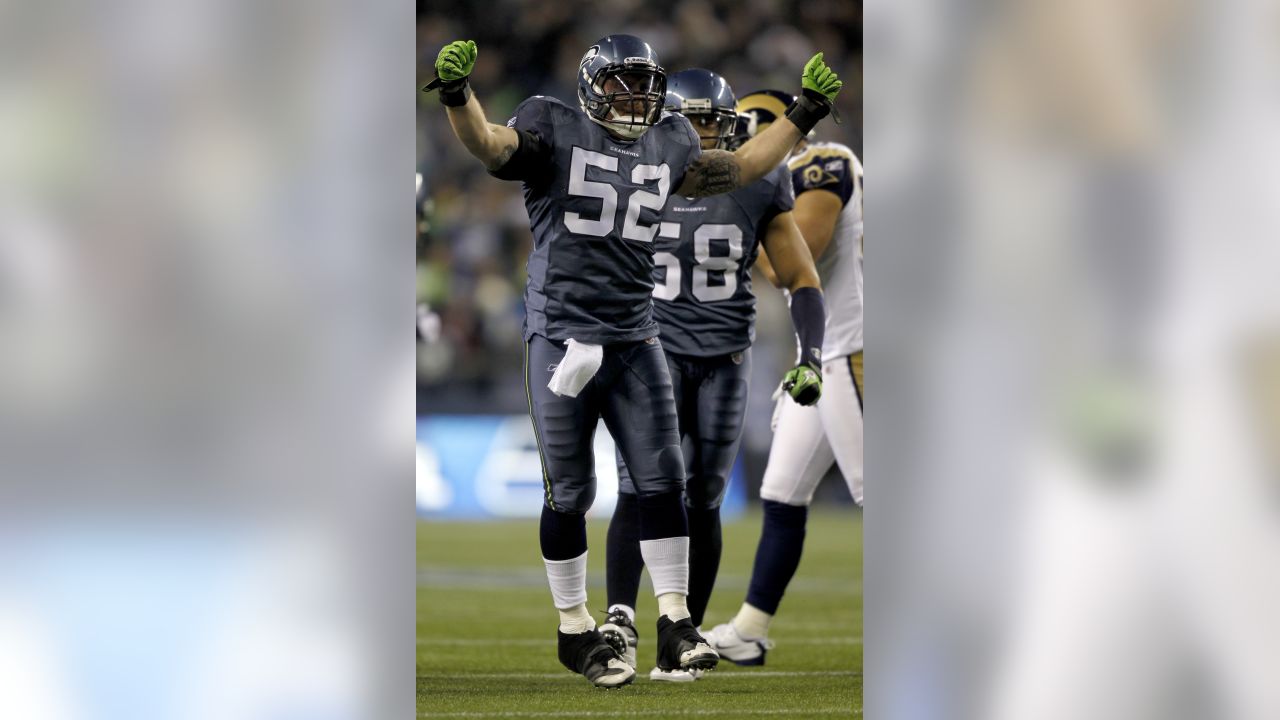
[416,416,746,520]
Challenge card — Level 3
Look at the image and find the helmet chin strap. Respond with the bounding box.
[605,105,642,124]
[589,105,649,139]
[590,115,647,140]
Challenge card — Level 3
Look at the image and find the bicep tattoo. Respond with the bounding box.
[485,140,517,172]
[683,150,742,198]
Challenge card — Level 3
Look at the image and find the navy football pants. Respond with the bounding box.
[616,349,751,509]
[525,334,686,513]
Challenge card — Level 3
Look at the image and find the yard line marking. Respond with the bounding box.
[418,708,860,717]
[419,670,860,680]
[417,569,861,595]
[417,637,862,646]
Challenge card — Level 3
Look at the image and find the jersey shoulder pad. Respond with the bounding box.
[656,111,700,148]
[788,142,858,205]
[506,95,571,135]
[653,110,702,182]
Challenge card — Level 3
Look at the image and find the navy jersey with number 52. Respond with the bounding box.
[650,163,795,356]
[495,96,703,344]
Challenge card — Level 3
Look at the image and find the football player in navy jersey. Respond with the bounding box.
[595,69,828,682]
[426,35,841,687]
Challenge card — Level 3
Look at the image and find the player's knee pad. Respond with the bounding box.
[547,476,596,515]
[683,473,728,511]
[627,443,685,497]
[656,443,685,485]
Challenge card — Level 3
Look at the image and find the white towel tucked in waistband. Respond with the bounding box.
[548,339,603,398]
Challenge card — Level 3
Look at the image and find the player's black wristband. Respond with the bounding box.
[789,286,826,370]
[784,90,832,136]
[439,77,472,107]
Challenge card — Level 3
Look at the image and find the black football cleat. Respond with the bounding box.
[557,628,636,688]
[655,615,719,673]
[599,609,639,669]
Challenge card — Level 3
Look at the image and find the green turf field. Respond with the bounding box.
[417,508,862,718]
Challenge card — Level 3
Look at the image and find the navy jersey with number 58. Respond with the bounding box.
[495,96,703,344]
[650,163,795,356]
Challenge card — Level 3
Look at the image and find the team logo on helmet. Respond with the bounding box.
[579,46,601,85]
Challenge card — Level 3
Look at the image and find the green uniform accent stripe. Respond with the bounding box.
[523,342,554,509]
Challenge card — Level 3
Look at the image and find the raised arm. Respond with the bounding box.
[445,100,520,171]
[429,40,520,171]
[676,117,795,197]
[676,53,843,198]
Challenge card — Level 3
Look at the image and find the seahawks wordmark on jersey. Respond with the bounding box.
[787,141,864,357]
[495,96,702,344]
[650,163,794,357]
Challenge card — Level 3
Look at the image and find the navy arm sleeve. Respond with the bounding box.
[789,286,826,370]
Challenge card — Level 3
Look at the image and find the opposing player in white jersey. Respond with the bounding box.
[704,89,864,665]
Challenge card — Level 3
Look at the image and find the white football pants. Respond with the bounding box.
[760,352,864,506]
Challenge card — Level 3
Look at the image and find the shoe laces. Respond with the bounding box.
[603,609,633,628]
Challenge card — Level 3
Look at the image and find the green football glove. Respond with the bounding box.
[435,40,477,83]
[786,53,842,133]
[782,363,823,406]
[801,52,842,102]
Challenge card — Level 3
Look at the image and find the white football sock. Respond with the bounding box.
[657,592,691,622]
[543,551,588,609]
[607,604,636,624]
[558,603,595,634]
[640,536,689,596]
[733,603,773,640]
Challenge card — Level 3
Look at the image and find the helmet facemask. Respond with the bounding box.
[582,65,666,140]
[682,105,740,150]
[725,112,754,151]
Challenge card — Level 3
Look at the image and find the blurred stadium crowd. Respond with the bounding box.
[416,0,861,421]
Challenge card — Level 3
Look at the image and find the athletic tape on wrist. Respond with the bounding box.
[439,77,472,107]
[784,92,832,135]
